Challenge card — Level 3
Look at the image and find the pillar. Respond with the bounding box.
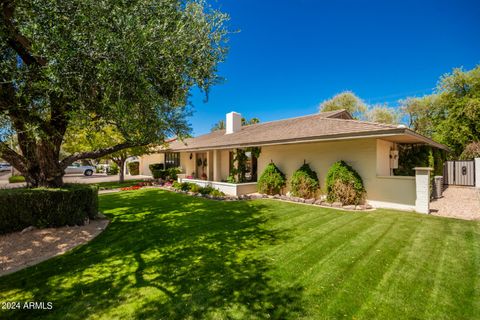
[415,167,433,214]
[213,150,221,181]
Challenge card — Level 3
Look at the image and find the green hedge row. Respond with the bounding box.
[0,184,99,235]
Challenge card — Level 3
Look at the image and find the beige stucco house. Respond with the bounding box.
[139,110,447,211]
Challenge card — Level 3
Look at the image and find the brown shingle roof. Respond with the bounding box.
[167,111,447,151]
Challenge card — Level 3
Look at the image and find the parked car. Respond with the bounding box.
[65,163,95,176]
[0,163,12,172]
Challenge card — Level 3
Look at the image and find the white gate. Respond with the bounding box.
[443,160,475,186]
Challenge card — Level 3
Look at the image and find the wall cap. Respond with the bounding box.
[414,167,433,171]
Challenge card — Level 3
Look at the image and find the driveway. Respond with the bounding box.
[0,173,152,189]
[430,186,480,220]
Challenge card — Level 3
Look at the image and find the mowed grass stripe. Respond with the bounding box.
[0,189,479,320]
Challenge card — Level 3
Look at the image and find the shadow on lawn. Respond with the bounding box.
[1,190,304,319]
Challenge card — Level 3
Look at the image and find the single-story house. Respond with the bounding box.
[139,110,447,211]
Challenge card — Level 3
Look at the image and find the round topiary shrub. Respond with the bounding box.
[257,162,286,195]
[325,160,366,205]
[290,163,320,198]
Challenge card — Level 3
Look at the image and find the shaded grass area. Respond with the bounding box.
[0,189,479,319]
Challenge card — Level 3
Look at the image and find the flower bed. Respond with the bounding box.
[162,184,374,210]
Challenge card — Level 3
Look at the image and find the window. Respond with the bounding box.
[165,153,180,169]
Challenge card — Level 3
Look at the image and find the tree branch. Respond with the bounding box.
[1,0,47,66]
[0,141,26,172]
[60,142,144,169]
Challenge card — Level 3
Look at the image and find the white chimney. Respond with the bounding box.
[226,111,242,134]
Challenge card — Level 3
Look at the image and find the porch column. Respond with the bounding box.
[415,167,433,214]
[206,151,214,180]
[213,150,221,181]
[475,158,480,188]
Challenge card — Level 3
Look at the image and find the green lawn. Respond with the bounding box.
[1,189,479,319]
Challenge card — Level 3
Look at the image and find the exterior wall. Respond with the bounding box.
[220,150,231,180]
[258,138,416,209]
[139,153,165,176]
[376,139,393,176]
[179,178,257,196]
[180,152,195,177]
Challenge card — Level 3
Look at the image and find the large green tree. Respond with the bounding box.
[0,0,228,187]
[400,66,480,157]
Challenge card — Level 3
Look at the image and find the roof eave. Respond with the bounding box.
[403,129,450,151]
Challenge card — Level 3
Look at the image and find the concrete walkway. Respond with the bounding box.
[430,186,480,220]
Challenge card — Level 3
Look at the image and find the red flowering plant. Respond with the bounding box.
[120,185,142,191]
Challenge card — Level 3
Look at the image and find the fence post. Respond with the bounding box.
[415,167,433,214]
[475,158,480,189]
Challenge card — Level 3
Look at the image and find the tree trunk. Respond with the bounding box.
[113,158,126,183]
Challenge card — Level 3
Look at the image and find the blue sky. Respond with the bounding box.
[189,0,480,135]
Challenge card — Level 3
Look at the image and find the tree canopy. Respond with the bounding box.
[319,91,367,119]
[364,105,400,124]
[400,66,480,157]
[0,0,229,187]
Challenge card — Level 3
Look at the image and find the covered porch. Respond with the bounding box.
[139,148,259,196]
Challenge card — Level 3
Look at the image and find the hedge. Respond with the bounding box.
[0,184,98,235]
[257,162,286,195]
[128,162,140,175]
[149,163,181,181]
[290,163,320,198]
[325,160,366,205]
[8,175,25,183]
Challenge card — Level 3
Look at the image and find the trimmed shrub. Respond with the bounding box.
[167,167,182,180]
[8,175,25,183]
[172,181,190,192]
[257,162,286,195]
[199,186,215,195]
[326,161,366,205]
[290,163,320,198]
[0,184,98,235]
[210,189,225,197]
[128,162,140,175]
[188,183,200,193]
[107,163,119,175]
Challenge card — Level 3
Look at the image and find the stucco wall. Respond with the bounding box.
[220,150,231,180]
[376,139,393,176]
[180,152,195,177]
[139,153,165,176]
[258,138,415,207]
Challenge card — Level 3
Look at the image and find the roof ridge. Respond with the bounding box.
[321,117,400,129]
[239,111,347,129]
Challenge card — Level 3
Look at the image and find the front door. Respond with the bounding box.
[196,153,207,179]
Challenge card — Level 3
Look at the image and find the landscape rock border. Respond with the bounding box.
[161,186,375,211]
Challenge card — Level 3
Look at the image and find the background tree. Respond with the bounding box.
[63,126,150,183]
[399,95,438,137]
[211,120,226,132]
[242,117,260,125]
[460,142,480,160]
[364,105,400,124]
[319,91,367,119]
[0,0,228,187]
[400,66,480,157]
[211,117,260,131]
